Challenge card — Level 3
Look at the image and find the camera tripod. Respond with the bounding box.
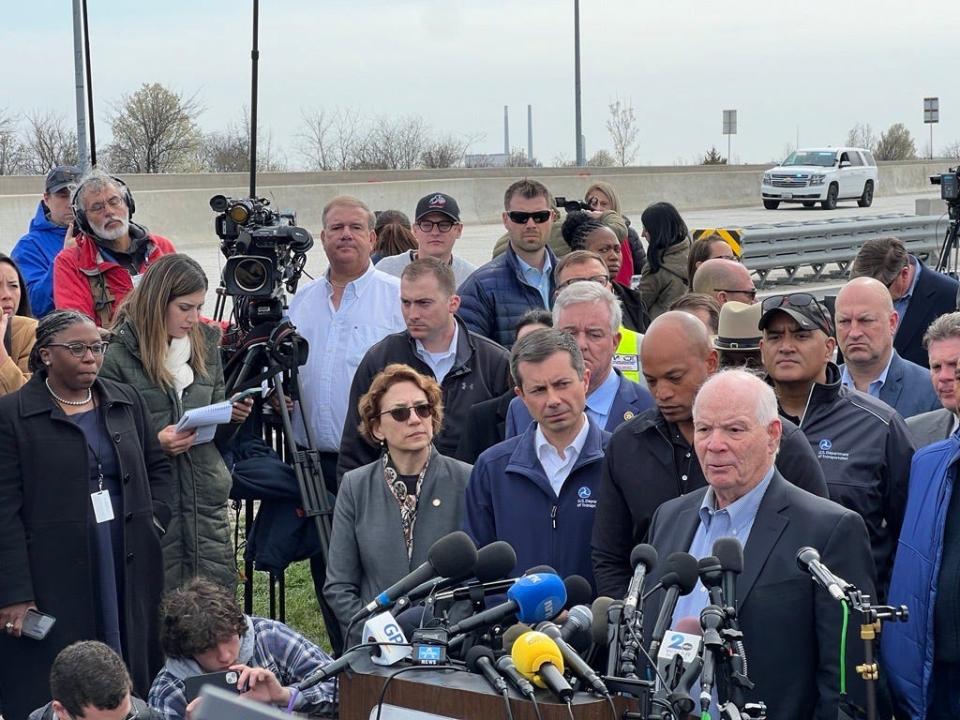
[935,203,960,276]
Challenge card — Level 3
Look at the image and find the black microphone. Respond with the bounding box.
[465,646,508,694]
[537,621,609,696]
[697,555,725,607]
[713,537,743,616]
[525,564,557,576]
[350,531,478,623]
[590,597,615,647]
[409,540,517,602]
[559,604,594,649]
[699,604,726,713]
[648,552,700,660]
[299,648,361,689]
[796,546,849,601]
[562,574,594,611]
[495,654,537,699]
[667,653,703,717]
[623,544,658,621]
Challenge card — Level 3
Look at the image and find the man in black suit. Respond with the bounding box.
[643,369,875,720]
[851,236,959,368]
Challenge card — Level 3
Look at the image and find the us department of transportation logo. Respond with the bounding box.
[577,486,597,509]
[819,439,832,451]
[817,437,849,461]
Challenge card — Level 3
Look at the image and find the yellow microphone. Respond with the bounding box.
[510,630,573,701]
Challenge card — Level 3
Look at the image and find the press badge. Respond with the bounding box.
[613,353,640,373]
[91,491,114,523]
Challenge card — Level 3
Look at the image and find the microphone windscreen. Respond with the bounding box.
[465,644,495,672]
[562,575,593,610]
[674,616,703,636]
[796,546,820,572]
[428,531,478,578]
[507,573,567,623]
[511,631,564,687]
[662,552,700,594]
[630,543,659,572]
[697,555,722,576]
[590,597,615,646]
[502,622,531,652]
[474,541,517,583]
[713,537,744,574]
[524,564,557,576]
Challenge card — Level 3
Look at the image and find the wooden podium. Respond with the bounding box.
[339,656,641,720]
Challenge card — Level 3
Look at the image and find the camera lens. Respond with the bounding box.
[234,258,269,293]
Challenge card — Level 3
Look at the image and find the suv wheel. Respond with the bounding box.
[821,184,839,210]
[858,181,874,208]
[802,201,816,208]
[763,200,780,210]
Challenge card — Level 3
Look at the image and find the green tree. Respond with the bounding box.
[702,146,727,165]
[874,123,917,161]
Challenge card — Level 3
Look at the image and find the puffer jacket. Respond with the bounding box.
[457,244,557,349]
[638,237,690,319]
[12,202,67,317]
[99,320,236,591]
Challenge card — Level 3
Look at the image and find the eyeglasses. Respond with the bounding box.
[760,293,833,333]
[556,275,610,292]
[47,341,110,358]
[716,288,758,300]
[379,403,432,423]
[416,220,456,233]
[507,210,553,225]
[86,196,125,214]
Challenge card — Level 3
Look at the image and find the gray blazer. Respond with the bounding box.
[323,447,471,647]
[906,407,955,449]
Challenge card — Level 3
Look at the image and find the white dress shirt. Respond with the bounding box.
[534,414,590,497]
[414,322,459,385]
[288,263,405,451]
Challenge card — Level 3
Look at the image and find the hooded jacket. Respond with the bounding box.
[53,224,175,327]
[12,202,68,317]
[638,237,690,320]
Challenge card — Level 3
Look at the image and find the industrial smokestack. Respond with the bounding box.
[503,105,510,156]
[527,105,533,163]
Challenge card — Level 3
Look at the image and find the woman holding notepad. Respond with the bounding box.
[100,254,252,591]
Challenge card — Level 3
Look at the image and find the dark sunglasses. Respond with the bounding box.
[761,293,833,332]
[379,404,432,423]
[507,210,553,225]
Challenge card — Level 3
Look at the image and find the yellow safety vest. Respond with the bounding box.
[613,326,641,384]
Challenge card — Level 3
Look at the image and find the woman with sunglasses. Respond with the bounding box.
[638,201,692,320]
[0,310,172,720]
[324,363,470,647]
[0,253,37,396]
[99,254,252,593]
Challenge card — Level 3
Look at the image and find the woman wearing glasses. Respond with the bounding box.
[324,363,470,647]
[0,310,172,720]
[0,253,37,396]
[99,254,252,593]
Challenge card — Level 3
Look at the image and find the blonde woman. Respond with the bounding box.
[99,253,252,591]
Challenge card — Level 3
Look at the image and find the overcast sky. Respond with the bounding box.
[4,0,957,168]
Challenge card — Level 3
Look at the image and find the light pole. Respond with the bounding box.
[72,0,88,169]
[574,0,584,166]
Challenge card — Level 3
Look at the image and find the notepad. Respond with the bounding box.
[176,401,233,446]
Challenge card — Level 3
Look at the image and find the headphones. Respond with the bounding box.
[71,175,136,237]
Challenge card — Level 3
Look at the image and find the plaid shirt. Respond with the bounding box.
[148,617,337,720]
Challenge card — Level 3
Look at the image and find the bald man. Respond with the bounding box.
[836,277,939,418]
[691,258,757,306]
[591,311,828,597]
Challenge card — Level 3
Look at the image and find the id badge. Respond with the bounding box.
[91,491,114,523]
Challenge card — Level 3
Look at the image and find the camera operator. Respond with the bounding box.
[148,580,336,720]
[53,170,176,327]
[30,641,160,720]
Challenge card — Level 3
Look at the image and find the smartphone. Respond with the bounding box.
[21,608,56,640]
[230,387,264,403]
[183,670,242,703]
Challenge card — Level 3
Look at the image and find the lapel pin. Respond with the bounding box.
[432,498,441,507]
[623,411,635,421]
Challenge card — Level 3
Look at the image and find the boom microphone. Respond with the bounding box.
[412,540,517,602]
[623,544,658,621]
[537,621,609,696]
[512,631,574,702]
[648,552,699,660]
[350,531,477,623]
[447,573,567,636]
[713,537,743,616]
[796,546,849,602]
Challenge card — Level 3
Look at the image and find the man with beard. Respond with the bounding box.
[53,170,175,327]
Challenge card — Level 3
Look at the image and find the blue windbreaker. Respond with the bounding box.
[12,202,67,317]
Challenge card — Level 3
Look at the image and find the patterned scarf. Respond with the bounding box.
[382,452,429,558]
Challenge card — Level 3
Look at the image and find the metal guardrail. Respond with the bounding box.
[739,213,950,286]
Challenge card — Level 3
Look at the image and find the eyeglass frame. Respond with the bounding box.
[715,287,758,300]
[46,341,111,358]
[85,195,126,215]
[556,275,610,292]
[415,219,458,233]
[507,210,553,225]
[760,292,833,334]
[378,403,433,423]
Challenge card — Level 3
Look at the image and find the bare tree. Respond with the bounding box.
[0,109,26,175]
[606,99,640,167]
[420,132,483,169]
[329,108,363,170]
[701,146,726,165]
[943,141,960,161]
[297,108,334,170]
[20,111,78,174]
[587,149,616,167]
[504,147,539,168]
[353,115,429,170]
[198,108,284,173]
[846,122,877,151]
[874,123,917,161]
[107,83,202,173]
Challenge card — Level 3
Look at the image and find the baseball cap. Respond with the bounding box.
[45,165,82,194]
[758,293,834,335]
[415,192,460,223]
[714,301,762,351]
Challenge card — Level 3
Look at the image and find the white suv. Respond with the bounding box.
[761,147,878,210]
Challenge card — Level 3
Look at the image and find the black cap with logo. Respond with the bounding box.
[415,192,461,223]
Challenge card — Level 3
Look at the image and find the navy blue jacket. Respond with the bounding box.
[840,351,939,420]
[504,370,653,437]
[895,258,960,368]
[12,202,67,317]
[456,244,557,349]
[883,435,960,719]
[463,418,610,589]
